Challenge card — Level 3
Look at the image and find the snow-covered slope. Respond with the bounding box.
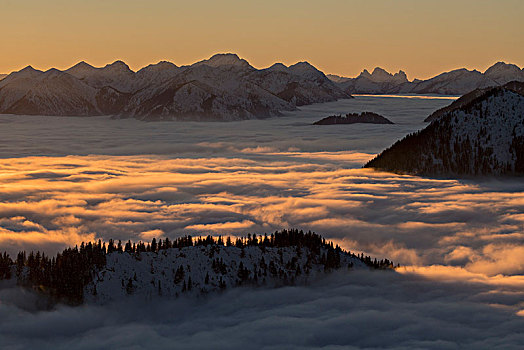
[0,54,351,120]
[0,68,99,116]
[329,62,524,95]
[365,86,524,176]
[86,244,366,304]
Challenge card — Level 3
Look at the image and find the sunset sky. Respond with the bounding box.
[1,0,523,79]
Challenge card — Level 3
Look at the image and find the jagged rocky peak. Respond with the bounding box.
[358,67,408,83]
[196,53,253,69]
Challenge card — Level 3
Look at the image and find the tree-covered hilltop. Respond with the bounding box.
[0,229,397,305]
[313,112,394,125]
[364,85,524,176]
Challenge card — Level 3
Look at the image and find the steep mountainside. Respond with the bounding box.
[0,54,351,120]
[425,81,524,122]
[0,74,6,81]
[364,86,524,176]
[329,62,524,95]
[313,112,394,125]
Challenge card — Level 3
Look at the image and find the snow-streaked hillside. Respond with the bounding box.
[365,85,524,176]
[2,230,396,305]
[86,244,366,304]
[329,62,524,95]
[0,54,351,120]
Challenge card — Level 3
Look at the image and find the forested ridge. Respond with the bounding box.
[0,229,396,305]
[365,86,524,176]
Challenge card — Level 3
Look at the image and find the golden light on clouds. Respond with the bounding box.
[0,153,523,279]
[0,0,522,78]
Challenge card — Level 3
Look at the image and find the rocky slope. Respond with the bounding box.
[313,112,394,125]
[364,85,524,176]
[0,54,351,121]
[330,62,524,95]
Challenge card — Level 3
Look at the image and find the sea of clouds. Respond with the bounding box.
[0,95,523,348]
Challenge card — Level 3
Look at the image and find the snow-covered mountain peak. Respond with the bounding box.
[484,61,524,84]
[287,61,325,79]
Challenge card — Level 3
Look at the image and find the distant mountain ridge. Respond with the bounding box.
[0,54,350,121]
[329,62,524,95]
[364,82,524,176]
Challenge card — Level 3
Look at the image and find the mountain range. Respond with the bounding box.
[364,81,524,176]
[0,54,350,121]
[328,62,524,95]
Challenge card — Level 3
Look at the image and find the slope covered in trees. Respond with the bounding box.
[364,85,524,176]
[0,230,396,305]
[313,112,394,125]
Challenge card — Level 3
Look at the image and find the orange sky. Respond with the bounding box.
[1,0,523,79]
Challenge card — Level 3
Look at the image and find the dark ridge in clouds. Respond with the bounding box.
[1,270,523,349]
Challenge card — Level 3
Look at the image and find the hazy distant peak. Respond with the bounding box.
[18,65,38,73]
[287,61,325,79]
[358,67,408,83]
[196,53,252,69]
[139,61,178,73]
[289,61,318,70]
[43,68,62,76]
[267,62,288,71]
[484,61,522,75]
[69,61,95,70]
[104,60,133,72]
[13,65,43,78]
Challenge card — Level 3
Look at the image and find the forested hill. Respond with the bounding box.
[0,230,396,305]
[425,81,524,122]
[364,85,524,176]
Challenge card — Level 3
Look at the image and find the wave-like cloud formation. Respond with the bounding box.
[0,153,523,278]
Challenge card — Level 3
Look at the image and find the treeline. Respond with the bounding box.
[0,229,396,304]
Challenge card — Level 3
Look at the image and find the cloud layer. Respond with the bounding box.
[1,270,523,350]
[0,153,522,277]
[0,96,522,348]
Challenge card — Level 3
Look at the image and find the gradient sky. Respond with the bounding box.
[1,0,523,79]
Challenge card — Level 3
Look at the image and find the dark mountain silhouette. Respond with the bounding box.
[313,112,394,125]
